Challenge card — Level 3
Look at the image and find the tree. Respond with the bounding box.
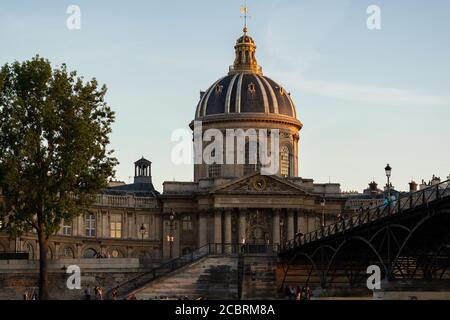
[0,56,118,299]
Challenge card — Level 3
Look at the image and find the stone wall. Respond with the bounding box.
[241,255,280,300]
[0,258,146,300]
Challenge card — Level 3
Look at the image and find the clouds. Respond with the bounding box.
[285,74,450,106]
[262,2,450,108]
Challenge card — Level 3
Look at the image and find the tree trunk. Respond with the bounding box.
[37,229,50,300]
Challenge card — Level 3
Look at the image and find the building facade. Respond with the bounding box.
[3,26,412,262]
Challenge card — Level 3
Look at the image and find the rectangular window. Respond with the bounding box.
[63,220,72,236]
[208,164,222,178]
[182,216,193,231]
[110,214,122,239]
[85,213,96,237]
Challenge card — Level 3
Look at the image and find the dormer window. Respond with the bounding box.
[248,82,256,94]
[275,86,285,95]
[215,85,223,94]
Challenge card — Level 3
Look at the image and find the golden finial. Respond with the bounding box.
[240,1,249,34]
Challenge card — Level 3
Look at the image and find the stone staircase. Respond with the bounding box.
[133,256,238,300]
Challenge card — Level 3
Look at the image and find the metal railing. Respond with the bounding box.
[109,243,279,299]
[282,180,450,252]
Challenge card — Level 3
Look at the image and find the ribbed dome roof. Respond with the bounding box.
[194,28,298,122]
[195,73,297,119]
[237,34,255,44]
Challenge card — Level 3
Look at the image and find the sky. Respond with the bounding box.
[0,0,449,193]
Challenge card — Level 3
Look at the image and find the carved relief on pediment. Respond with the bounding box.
[224,176,301,193]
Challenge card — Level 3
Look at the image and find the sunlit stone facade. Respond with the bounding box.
[0,28,350,261]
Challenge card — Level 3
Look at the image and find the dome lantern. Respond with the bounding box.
[229,27,262,76]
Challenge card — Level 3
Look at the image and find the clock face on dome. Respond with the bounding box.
[252,178,267,191]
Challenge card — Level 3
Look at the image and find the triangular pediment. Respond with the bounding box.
[210,173,310,195]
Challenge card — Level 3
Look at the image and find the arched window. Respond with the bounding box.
[24,242,34,259]
[280,145,291,177]
[62,247,75,259]
[110,249,123,258]
[83,248,97,259]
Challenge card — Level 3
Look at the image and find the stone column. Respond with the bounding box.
[287,209,295,241]
[297,210,308,235]
[214,210,223,253]
[198,213,208,248]
[224,210,232,253]
[162,217,170,259]
[238,210,247,244]
[272,209,280,245]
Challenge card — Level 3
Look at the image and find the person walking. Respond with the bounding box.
[289,286,296,300]
[296,286,302,300]
[111,287,119,300]
[84,286,92,300]
[97,286,104,300]
[301,287,307,300]
[129,294,137,300]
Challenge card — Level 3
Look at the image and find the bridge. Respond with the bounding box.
[279,180,450,295]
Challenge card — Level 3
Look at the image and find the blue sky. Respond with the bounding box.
[1,0,449,192]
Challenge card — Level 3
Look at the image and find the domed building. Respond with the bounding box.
[162,27,346,258]
[0,26,347,269]
[191,27,302,181]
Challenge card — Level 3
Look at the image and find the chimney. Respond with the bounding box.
[368,181,378,195]
[409,181,418,193]
[431,175,441,185]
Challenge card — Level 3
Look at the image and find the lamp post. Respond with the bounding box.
[139,223,146,252]
[385,164,392,199]
[321,198,326,228]
[167,235,174,259]
[167,209,176,259]
[279,219,284,247]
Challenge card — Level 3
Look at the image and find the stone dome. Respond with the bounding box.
[195,74,297,119]
[194,28,299,123]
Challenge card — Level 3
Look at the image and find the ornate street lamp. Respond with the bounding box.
[385,164,392,199]
[167,209,176,259]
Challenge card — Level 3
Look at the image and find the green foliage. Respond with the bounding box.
[0,55,118,238]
